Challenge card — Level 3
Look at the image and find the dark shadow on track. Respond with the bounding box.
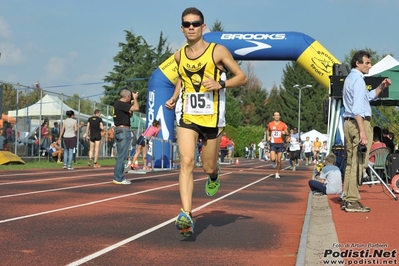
[180,210,253,242]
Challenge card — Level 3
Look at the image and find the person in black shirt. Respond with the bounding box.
[382,128,395,153]
[86,109,104,167]
[112,90,139,185]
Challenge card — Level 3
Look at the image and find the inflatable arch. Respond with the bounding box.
[146,31,340,168]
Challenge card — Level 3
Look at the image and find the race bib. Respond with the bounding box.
[271,131,281,138]
[184,92,214,115]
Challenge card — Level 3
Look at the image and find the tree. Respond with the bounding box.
[101,30,172,113]
[263,85,286,125]
[0,83,17,114]
[233,62,268,126]
[279,62,328,133]
[225,93,244,128]
[0,83,41,114]
[343,47,391,66]
[64,94,95,116]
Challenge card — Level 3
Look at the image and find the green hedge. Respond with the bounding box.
[225,125,265,157]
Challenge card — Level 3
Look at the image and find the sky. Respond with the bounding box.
[1,0,398,102]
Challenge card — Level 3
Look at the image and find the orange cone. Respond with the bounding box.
[235,158,240,165]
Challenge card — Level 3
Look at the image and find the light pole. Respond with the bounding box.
[293,84,312,137]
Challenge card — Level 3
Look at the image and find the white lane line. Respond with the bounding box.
[0,169,113,186]
[0,180,180,224]
[0,172,231,224]
[67,173,272,266]
[0,172,177,199]
[0,168,103,179]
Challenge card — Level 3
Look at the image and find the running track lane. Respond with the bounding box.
[0,160,313,265]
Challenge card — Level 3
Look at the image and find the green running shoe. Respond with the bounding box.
[175,209,194,237]
[205,163,220,196]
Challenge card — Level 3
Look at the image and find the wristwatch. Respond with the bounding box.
[219,80,226,89]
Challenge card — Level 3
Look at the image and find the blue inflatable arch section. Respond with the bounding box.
[146,31,340,167]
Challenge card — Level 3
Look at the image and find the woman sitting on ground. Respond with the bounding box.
[49,138,64,163]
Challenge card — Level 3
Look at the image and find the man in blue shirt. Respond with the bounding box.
[342,50,391,213]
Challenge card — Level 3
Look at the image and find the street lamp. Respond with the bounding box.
[293,84,312,137]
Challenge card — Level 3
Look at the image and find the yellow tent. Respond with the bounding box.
[0,151,25,165]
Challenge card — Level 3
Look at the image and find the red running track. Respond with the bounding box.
[328,183,399,265]
[0,160,313,265]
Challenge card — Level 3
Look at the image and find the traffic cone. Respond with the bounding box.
[235,158,240,165]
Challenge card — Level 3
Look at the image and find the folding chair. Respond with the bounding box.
[369,147,391,184]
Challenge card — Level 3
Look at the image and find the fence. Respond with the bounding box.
[3,88,148,159]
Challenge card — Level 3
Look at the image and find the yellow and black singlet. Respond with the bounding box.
[175,42,226,128]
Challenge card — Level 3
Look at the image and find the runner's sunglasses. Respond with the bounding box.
[181,21,203,28]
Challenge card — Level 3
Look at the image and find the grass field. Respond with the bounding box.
[0,158,144,171]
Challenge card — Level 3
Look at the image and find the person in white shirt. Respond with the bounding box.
[309,153,342,195]
[258,139,266,161]
[320,141,328,162]
[303,136,313,166]
[288,128,301,171]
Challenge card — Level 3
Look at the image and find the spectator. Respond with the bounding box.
[5,122,13,142]
[248,142,255,159]
[51,122,59,142]
[244,146,249,159]
[309,153,342,195]
[49,138,64,163]
[40,121,49,156]
[27,131,39,156]
[79,121,88,156]
[107,126,114,156]
[0,128,6,150]
[59,110,78,170]
[131,119,161,170]
[369,133,386,166]
[5,122,14,151]
[341,50,390,212]
[382,128,395,153]
[219,133,229,163]
[227,138,235,161]
[112,90,139,185]
[388,132,396,152]
[258,139,266,161]
[264,141,270,161]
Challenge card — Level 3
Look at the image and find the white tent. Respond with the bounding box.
[366,55,399,76]
[8,94,93,138]
[8,94,91,121]
[301,129,327,142]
